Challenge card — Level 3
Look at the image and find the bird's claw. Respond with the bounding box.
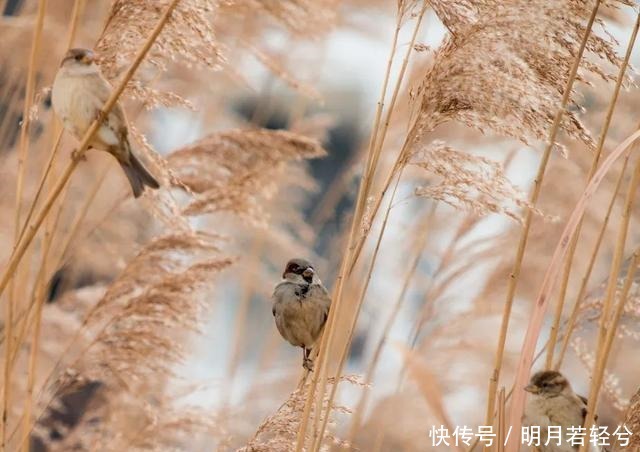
[94,110,106,124]
[71,148,87,162]
[303,358,314,372]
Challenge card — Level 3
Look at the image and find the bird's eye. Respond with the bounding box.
[75,54,82,61]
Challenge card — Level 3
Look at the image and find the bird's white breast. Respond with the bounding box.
[51,68,120,147]
[525,394,594,452]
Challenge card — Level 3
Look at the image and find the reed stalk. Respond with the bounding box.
[15,0,85,245]
[554,140,634,369]
[580,154,640,448]
[345,0,426,276]
[311,167,404,452]
[294,4,417,449]
[546,11,640,368]
[9,165,110,376]
[582,251,639,450]
[0,0,183,303]
[484,0,601,428]
[0,5,181,446]
[3,1,48,447]
[14,130,63,247]
[20,174,58,452]
[346,206,434,443]
[13,0,47,242]
[307,7,427,448]
[506,128,640,452]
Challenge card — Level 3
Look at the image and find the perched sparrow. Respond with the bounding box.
[52,48,160,198]
[524,370,601,452]
[272,258,331,371]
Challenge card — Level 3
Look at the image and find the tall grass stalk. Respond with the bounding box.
[11,127,63,358]
[0,3,181,447]
[16,0,85,246]
[3,1,48,447]
[506,127,640,452]
[485,0,601,428]
[6,173,116,449]
[305,7,427,450]
[554,148,632,369]
[54,168,114,265]
[311,167,404,452]
[13,0,47,241]
[294,4,423,450]
[14,130,63,247]
[20,167,58,452]
[582,251,640,452]
[0,0,183,302]
[581,152,640,447]
[546,11,640,368]
[346,206,434,443]
[13,168,120,429]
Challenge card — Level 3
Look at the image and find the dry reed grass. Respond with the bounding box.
[1,0,640,451]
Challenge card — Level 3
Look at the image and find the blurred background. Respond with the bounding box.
[2,0,640,451]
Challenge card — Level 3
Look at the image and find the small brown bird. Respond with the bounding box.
[524,370,601,452]
[272,258,331,371]
[52,48,160,198]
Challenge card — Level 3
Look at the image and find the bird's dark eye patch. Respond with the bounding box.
[75,54,83,60]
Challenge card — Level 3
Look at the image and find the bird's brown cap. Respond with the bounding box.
[525,370,569,394]
[283,258,313,279]
[61,48,95,66]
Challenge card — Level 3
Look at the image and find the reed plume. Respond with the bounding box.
[1,0,640,451]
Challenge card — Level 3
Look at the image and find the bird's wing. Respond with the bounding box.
[91,73,127,127]
[320,285,331,312]
[577,394,597,422]
[88,73,131,155]
[272,281,294,312]
[309,284,331,323]
[319,283,330,300]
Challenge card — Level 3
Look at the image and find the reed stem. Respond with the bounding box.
[580,154,640,447]
[3,1,48,446]
[485,0,600,429]
[346,207,434,443]
[0,0,183,303]
[546,11,639,368]
[294,4,418,449]
[554,142,633,369]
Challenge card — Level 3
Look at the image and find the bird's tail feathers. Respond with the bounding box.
[120,151,160,198]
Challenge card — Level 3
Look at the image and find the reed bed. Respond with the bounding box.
[1,0,640,451]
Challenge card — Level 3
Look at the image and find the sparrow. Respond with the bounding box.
[272,258,331,371]
[524,370,601,452]
[52,48,160,198]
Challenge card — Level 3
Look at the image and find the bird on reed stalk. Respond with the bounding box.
[524,370,601,452]
[272,258,331,371]
[52,48,160,198]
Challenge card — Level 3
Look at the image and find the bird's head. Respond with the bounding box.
[525,370,570,397]
[60,48,97,69]
[282,258,316,284]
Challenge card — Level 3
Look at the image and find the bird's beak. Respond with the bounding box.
[302,268,314,279]
[81,52,95,64]
[524,384,540,394]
